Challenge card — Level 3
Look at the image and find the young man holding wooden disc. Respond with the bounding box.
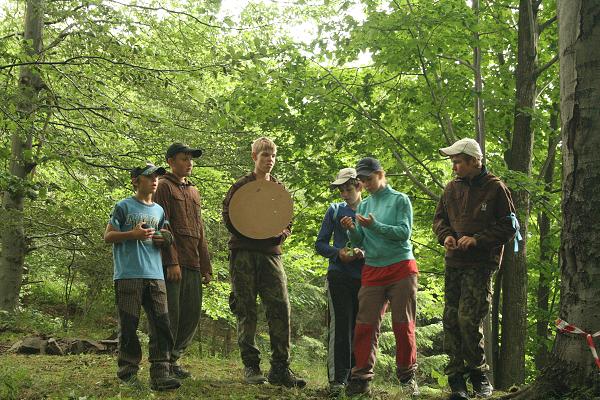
[222,137,305,388]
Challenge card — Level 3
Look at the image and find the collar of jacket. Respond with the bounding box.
[457,164,488,186]
[161,172,195,187]
[248,171,277,182]
[371,184,392,198]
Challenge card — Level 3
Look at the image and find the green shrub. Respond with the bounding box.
[0,366,31,400]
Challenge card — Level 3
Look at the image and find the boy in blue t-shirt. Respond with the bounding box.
[104,163,180,391]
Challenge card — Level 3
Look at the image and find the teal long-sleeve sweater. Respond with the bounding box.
[348,185,414,267]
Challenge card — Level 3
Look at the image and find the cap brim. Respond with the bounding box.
[186,149,203,158]
[142,166,167,176]
[330,177,351,187]
[439,147,458,157]
[356,169,374,178]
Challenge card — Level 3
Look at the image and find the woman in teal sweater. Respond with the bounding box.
[341,157,419,397]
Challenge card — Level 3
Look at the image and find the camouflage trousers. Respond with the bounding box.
[114,279,173,380]
[229,249,291,368]
[443,265,494,377]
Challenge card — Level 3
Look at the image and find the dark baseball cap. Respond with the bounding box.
[355,157,383,178]
[165,143,203,160]
[131,163,167,178]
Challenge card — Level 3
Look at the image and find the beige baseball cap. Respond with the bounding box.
[330,168,357,187]
[439,138,483,160]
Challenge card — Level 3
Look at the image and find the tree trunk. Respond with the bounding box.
[554,0,600,388]
[0,0,44,312]
[472,0,486,162]
[501,1,600,398]
[498,0,539,389]
[534,106,559,371]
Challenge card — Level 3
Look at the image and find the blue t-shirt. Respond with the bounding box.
[315,202,363,279]
[109,196,166,280]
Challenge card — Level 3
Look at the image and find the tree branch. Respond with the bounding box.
[392,150,441,201]
[535,54,559,78]
[539,15,557,34]
[437,54,476,72]
[105,0,273,31]
[311,60,445,193]
[41,23,76,53]
[0,56,228,74]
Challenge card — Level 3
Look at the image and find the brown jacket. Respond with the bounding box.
[222,172,291,255]
[153,173,212,274]
[433,167,517,268]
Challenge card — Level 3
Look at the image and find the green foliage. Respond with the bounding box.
[0,0,562,389]
[416,322,443,352]
[291,335,327,361]
[0,365,31,400]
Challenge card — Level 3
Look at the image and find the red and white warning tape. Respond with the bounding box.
[555,318,600,370]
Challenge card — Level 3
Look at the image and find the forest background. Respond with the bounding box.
[0,0,573,399]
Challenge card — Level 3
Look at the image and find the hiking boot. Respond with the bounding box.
[448,374,469,400]
[346,379,370,396]
[170,364,191,379]
[267,367,306,388]
[244,365,267,384]
[400,376,420,397]
[150,376,181,391]
[329,381,345,395]
[119,374,143,390]
[469,370,493,397]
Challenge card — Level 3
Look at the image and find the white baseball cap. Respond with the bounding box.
[439,138,483,160]
[330,168,357,187]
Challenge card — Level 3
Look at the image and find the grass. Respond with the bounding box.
[0,349,454,400]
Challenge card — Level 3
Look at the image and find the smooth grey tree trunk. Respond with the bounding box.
[508,1,600,398]
[554,0,600,385]
[534,106,559,371]
[0,0,44,311]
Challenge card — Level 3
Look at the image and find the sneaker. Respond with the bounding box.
[119,374,143,390]
[267,367,306,388]
[150,376,181,391]
[244,365,267,384]
[469,370,493,397]
[400,376,420,397]
[345,379,370,396]
[448,374,469,400]
[171,364,191,379]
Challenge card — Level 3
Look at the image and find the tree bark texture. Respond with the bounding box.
[555,0,600,388]
[0,0,44,311]
[534,107,559,371]
[472,0,486,162]
[498,0,539,389]
[502,1,600,398]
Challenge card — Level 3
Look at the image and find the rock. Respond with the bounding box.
[18,336,47,354]
[46,338,64,355]
[99,339,118,353]
[8,340,22,353]
[66,339,107,354]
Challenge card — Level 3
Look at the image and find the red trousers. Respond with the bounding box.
[351,273,418,381]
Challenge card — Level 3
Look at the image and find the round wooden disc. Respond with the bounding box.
[229,180,293,239]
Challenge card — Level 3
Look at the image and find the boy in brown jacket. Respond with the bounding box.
[153,143,212,378]
[433,138,518,400]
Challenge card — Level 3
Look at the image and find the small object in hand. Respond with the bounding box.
[345,242,354,257]
[153,231,162,238]
[141,224,154,244]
